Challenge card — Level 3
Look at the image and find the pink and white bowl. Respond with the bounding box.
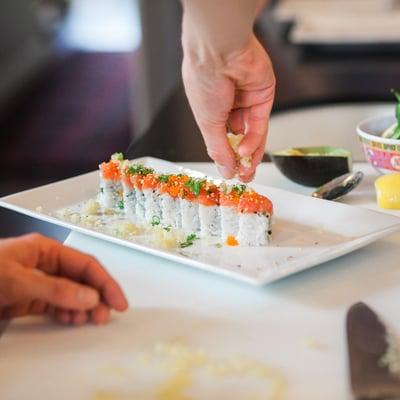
[357,114,400,174]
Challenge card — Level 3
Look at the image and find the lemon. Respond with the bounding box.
[375,173,400,209]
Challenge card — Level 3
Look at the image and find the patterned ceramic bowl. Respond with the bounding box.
[357,114,400,174]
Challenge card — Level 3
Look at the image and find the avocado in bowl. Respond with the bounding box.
[271,146,352,187]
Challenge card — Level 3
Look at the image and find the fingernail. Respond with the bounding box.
[112,295,129,311]
[239,171,256,183]
[217,165,235,179]
[77,288,99,306]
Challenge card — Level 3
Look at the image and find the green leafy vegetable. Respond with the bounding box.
[391,89,400,140]
[163,225,172,232]
[117,200,124,210]
[159,174,170,183]
[127,164,154,176]
[111,152,124,161]
[184,178,205,197]
[151,215,161,226]
[231,184,247,196]
[180,233,199,248]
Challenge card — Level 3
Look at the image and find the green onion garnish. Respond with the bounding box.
[231,184,247,196]
[151,215,161,226]
[111,152,124,161]
[127,164,154,176]
[117,200,124,210]
[180,233,199,248]
[184,178,205,197]
[159,174,170,183]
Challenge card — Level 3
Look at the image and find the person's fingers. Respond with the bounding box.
[228,109,244,134]
[26,235,128,312]
[90,303,110,325]
[239,171,256,183]
[0,300,50,319]
[28,299,48,315]
[198,121,237,179]
[0,234,41,268]
[71,310,88,326]
[56,248,128,312]
[234,89,273,109]
[0,306,12,320]
[54,308,72,325]
[3,261,100,311]
[0,302,30,319]
[238,136,267,182]
[237,102,270,158]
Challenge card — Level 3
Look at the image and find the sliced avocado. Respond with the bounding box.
[273,146,351,158]
[271,146,352,187]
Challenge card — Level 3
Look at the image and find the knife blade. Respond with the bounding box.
[347,302,400,399]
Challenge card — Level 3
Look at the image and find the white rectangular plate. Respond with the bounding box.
[1,157,400,286]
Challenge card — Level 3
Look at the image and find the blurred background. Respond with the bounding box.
[1,0,400,197]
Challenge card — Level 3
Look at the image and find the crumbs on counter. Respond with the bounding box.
[379,332,400,378]
[153,340,287,400]
[303,336,326,350]
[93,392,122,400]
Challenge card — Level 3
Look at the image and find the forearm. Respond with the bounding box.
[181,0,261,61]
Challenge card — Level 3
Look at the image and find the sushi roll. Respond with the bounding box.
[237,191,273,246]
[128,164,154,224]
[142,173,162,224]
[133,174,146,223]
[158,175,182,228]
[198,183,220,237]
[219,184,246,239]
[98,153,123,209]
[97,154,274,246]
[121,170,136,220]
[180,177,200,233]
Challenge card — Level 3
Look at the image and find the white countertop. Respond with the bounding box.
[1,162,400,400]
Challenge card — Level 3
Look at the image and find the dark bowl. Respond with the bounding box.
[271,146,352,187]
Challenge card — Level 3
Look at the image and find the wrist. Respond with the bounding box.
[182,12,252,69]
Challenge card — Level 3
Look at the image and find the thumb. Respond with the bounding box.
[198,121,237,179]
[2,262,100,311]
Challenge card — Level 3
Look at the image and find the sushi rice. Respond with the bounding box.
[180,199,200,233]
[160,194,181,228]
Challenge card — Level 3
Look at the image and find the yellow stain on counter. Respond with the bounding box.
[154,341,286,400]
[100,363,126,377]
[375,173,400,209]
[93,391,121,400]
[93,340,286,400]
